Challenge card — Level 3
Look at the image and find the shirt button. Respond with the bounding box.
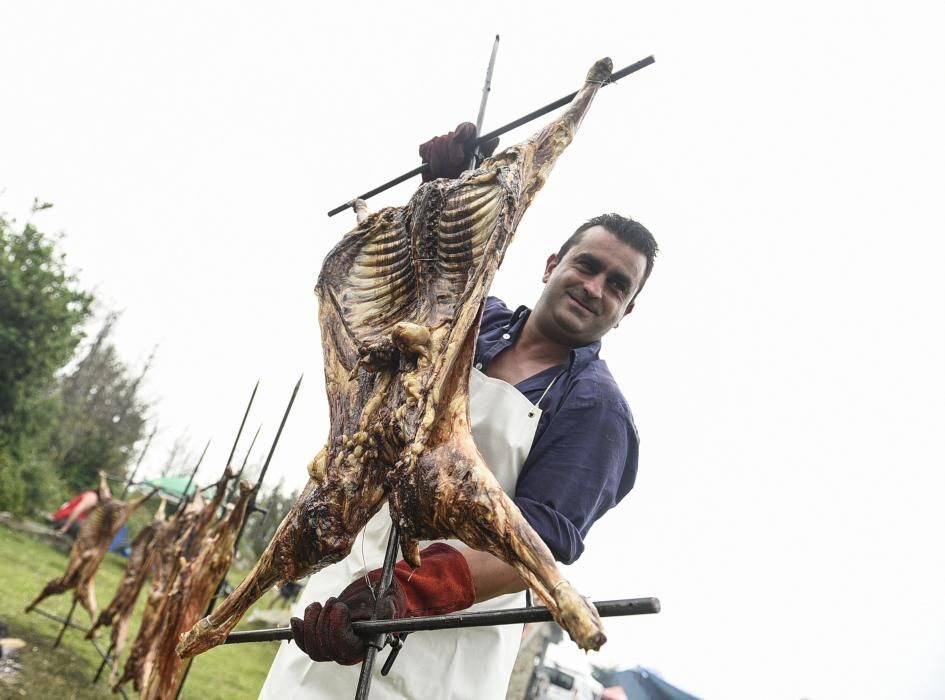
[502,333,511,340]
[475,363,483,370]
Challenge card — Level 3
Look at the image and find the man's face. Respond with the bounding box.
[532,226,648,348]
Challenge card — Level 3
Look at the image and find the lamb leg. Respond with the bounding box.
[405,429,605,651]
[176,450,386,657]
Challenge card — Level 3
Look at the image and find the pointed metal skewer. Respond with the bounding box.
[176,439,211,512]
[122,424,156,498]
[225,380,260,469]
[327,54,655,217]
[235,424,262,482]
[231,374,303,550]
[190,381,258,501]
[225,423,262,503]
[174,377,302,700]
[468,34,500,170]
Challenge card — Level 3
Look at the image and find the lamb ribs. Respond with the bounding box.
[178,57,614,659]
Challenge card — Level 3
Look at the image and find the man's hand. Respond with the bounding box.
[290,543,476,665]
[290,577,405,665]
[418,123,500,181]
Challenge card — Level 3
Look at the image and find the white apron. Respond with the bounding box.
[259,367,557,700]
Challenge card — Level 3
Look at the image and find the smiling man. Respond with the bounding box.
[266,130,658,700]
[472,213,657,573]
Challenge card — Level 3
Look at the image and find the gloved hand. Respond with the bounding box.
[290,542,476,665]
[418,123,500,181]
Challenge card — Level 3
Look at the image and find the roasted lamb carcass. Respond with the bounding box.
[85,497,166,679]
[179,58,614,659]
[25,472,152,621]
[140,481,254,700]
[114,468,233,692]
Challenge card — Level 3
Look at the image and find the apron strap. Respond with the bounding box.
[530,369,565,416]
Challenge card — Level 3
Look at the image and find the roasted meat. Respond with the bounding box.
[179,58,614,659]
[114,468,232,693]
[25,472,151,621]
[85,497,166,682]
[140,481,254,700]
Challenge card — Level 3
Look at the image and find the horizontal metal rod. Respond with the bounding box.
[89,638,130,700]
[327,55,655,217]
[32,606,129,699]
[30,606,90,633]
[224,596,660,645]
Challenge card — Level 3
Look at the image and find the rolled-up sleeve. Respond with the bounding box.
[514,391,638,564]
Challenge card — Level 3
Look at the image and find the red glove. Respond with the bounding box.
[418,123,500,181]
[290,543,476,665]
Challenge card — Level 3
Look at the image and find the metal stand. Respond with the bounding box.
[30,603,88,638]
[355,524,402,699]
[52,598,78,648]
[88,638,130,700]
[29,600,133,698]
[92,641,113,683]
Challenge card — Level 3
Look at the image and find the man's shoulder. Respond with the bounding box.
[481,296,515,331]
[567,358,633,416]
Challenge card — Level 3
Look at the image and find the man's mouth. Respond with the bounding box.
[566,292,598,315]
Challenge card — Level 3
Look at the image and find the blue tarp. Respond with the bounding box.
[614,667,701,700]
[108,523,130,557]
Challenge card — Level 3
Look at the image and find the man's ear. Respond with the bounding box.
[623,302,635,317]
[542,254,559,283]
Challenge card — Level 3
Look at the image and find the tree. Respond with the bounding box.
[48,318,152,493]
[0,207,93,513]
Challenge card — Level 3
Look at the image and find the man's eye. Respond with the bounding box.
[610,280,629,293]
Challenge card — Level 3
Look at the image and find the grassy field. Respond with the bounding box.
[0,523,282,699]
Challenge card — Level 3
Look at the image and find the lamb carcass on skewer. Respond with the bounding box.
[25,472,152,621]
[178,57,614,659]
[141,481,254,700]
[85,497,166,680]
[114,468,232,692]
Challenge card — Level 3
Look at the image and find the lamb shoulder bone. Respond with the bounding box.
[178,57,614,659]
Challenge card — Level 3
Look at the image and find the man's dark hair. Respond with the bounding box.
[557,213,659,293]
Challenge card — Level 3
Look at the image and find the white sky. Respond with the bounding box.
[3,2,944,698]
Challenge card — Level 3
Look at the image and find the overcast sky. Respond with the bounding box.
[2,2,944,698]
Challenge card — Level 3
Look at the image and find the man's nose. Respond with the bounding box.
[582,274,605,299]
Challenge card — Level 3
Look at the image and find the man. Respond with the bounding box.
[51,489,99,537]
[260,126,657,699]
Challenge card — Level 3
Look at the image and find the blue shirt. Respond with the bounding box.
[474,297,639,564]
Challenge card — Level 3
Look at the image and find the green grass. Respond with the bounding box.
[0,523,281,698]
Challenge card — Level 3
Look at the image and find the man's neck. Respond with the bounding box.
[484,314,571,386]
[516,315,573,366]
